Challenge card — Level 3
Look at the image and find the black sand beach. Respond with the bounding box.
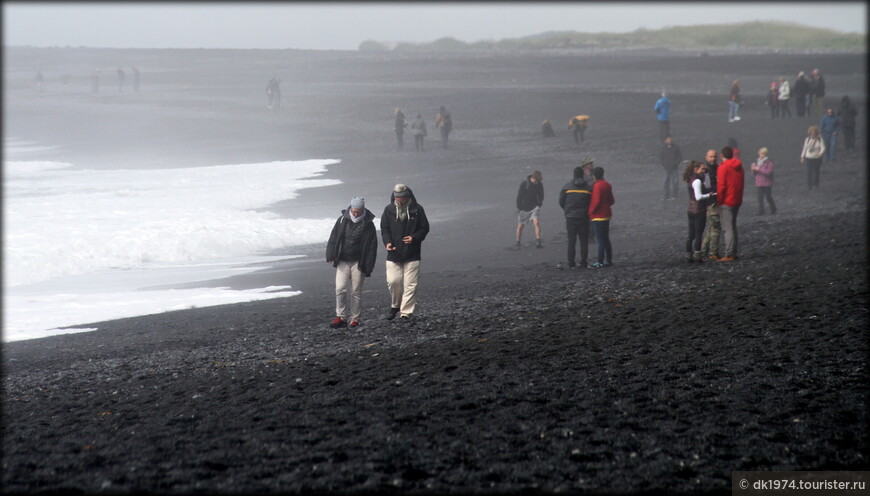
[3,47,868,493]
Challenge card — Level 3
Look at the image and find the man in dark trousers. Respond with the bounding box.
[326,196,378,329]
[715,146,744,262]
[558,165,592,269]
[515,170,544,249]
[381,184,430,322]
[659,135,682,200]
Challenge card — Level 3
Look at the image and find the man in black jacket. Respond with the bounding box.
[381,184,430,322]
[326,196,378,328]
[515,170,544,249]
[558,164,592,269]
[660,135,683,200]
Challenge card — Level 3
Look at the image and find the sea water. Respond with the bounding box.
[3,138,341,342]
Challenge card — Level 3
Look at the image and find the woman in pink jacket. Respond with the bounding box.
[751,147,777,215]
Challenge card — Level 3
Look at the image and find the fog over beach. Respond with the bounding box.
[2,3,867,493]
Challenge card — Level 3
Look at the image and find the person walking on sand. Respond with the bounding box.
[778,77,792,118]
[515,170,544,249]
[728,80,741,123]
[715,146,744,262]
[660,135,683,200]
[410,113,427,152]
[654,91,671,141]
[751,147,777,215]
[819,108,840,162]
[765,82,779,119]
[793,71,810,118]
[35,71,44,93]
[700,149,722,261]
[810,68,826,118]
[683,160,716,263]
[558,165,592,269]
[394,108,407,150]
[800,125,825,190]
[116,67,125,92]
[435,105,453,149]
[326,196,378,329]
[589,166,615,268]
[838,95,858,153]
[568,115,589,144]
[91,68,101,93]
[381,184,430,322]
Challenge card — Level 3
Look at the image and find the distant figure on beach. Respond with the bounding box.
[727,137,741,162]
[326,196,378,329]
[515,170,544,250]
[654,91,671,141]
[819,108,840,162]
[132,67,140,91]
[558,164,592,269]
[810,68,826,117]
[91,68,101,93]
[410,113,427,152]
[683,160,715,263]
[381,184,430,322]
[589,166,615,268]
[728,80,741,123]
[777,77,792,118]
[700,149,722,261]
[542,119,555,138]
[568,115,589,144]
[35,72,44,93]
[751,147,776,215]
[659,135,683,200]
[793,71,810,118]
[266,77,281,110]
[765,82,779,119]
[715,146,744,262]
[394,108,407,149]
[116,67,125,92]
[837,95,858,153]
[435,105,452,149]
[800,125,825,190]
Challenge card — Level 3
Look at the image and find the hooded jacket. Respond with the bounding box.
[558,177,591,220]
[838,97,858,128]
[716,157,744,208]
[589,179,615,221]
[516,176,544,211]
[326,207,378,277]
[381,187,430,263]
[654,96,670,121]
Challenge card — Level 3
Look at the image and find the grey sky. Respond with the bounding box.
[3,2,866,51]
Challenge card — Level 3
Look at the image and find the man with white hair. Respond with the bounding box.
[381,184,430,322]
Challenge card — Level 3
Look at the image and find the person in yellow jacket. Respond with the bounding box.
[568,115,589,144]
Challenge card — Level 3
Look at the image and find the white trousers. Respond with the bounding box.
[385,260,420,317]
[335,261,365,321]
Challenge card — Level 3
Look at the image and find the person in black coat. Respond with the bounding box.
[326,196,378,328]
[381,184,430,321]
[558,163,593,269]
[838,95,858,152]
[793,71,810,118]
[515,170,544,249]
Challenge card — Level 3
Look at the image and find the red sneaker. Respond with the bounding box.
[330,317,347,328]
[349,320,360,328]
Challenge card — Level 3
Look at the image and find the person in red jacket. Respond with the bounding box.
[716,146,744,261]
[588,166,615,268]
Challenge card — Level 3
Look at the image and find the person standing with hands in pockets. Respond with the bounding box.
[381,184,430,322]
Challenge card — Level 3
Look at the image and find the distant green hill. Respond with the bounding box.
[359,21,866,52]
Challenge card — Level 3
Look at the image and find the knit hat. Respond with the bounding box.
[580,156,594,168]
[350,196,365,208]
[393,184,411,198]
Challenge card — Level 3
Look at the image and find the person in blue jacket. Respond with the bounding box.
[654,91,671,141]
[819,108,840,162]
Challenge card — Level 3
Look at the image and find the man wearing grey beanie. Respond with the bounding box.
[381,184,430,322]
[326,196,378,328]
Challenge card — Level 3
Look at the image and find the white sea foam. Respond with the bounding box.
[3,145,342,342]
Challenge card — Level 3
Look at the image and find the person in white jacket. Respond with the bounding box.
[778,77,792,118]
[800,125,825,190]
